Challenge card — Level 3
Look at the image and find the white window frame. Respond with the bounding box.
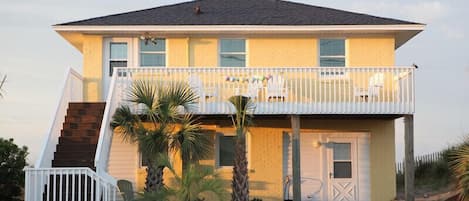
[218,38,247,67]
[138,38,167,67]
[318,38,348,79]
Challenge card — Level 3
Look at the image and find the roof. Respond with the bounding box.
[58,0,420,26]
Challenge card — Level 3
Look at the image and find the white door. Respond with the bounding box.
[327,138,358,201]
[103,38,133,99]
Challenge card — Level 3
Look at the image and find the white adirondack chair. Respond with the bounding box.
[245,80,263,100]
[354,73,384,101]
[266,75,288,101]
[188,74,218,101]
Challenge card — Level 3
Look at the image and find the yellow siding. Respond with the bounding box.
[189,38,218,67]
[347,37,395,66]
[167,38,189,67]
[108,131,140,190]
[82,35,103,101]
[248,37,317,67]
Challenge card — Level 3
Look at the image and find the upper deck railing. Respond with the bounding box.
[113,67,415,115]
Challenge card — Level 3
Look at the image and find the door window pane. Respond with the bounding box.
[110,43,127,59]
[333,143,351,160]
[334,162,352,178]
[220,39,246,67]
[140,38,165,67]
[333,142,352,179]
[219,136,235,166]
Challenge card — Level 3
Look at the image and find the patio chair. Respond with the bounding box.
[265,75,288,101]
[117,179,135,201]
[245,80,263,100]
[283,175,323,201]
[188,74,218,100]
[354,73,384,101]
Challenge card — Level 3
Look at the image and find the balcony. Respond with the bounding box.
[111,67,415,115]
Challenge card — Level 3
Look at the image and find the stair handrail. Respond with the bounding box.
[35,68,83,168]
[95,69,119,177]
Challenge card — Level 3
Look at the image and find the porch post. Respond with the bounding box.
[290,115,301,201]
[404,115,415,201]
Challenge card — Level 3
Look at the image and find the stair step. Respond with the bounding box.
[62,122,100,130]
[61,129,99,137]
[56,143,97,151]
[65,116,103,123]
[54,151,95,159]
[58,137,99,145]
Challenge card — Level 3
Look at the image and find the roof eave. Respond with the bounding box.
[53,24,425,33]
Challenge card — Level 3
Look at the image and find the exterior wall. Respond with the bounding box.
[120,119,395,201]
[78,35,396,99]
[167,37,189,67]
[189,37,218,67]
[82,35,103,101]
[108,131,140,190]
[248,37,317,67]
[347,37,395,66]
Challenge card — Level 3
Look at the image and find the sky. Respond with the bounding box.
[0,0,468,165]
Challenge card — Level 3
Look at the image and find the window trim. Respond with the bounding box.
[318,38,347,67]
[138,38,167,67]
[218,38,247,67]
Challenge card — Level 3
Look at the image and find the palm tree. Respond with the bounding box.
[0,74,6,98]
[138,154,228,201]
[450,140,469,201]
[229,95,255,201]
[111,80,211,192]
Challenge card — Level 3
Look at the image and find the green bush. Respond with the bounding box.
[0,138,28,201]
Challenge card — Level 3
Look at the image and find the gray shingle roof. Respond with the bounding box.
[58,0,420,26]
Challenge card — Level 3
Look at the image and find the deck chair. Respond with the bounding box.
[188,74,218,100]
[354,73,384,101]
[245,80,263,100]
[266,75,288,101]
[117,179,135,201]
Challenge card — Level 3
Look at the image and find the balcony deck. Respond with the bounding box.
[112,67,415,115]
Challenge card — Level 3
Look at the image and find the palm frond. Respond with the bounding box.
[229,95,255,138]
[169,114,212,165]
[110,105,143,143]
[450,143,469,201]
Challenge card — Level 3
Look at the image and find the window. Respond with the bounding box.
[220,39,246,67]
[319,39,345,67]
[140,38,166,67]
[109,43,128,76]
[217,135,235,167]
[333,143,352,178]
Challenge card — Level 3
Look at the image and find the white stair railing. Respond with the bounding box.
[94,70,127,178]
[24,167,117,201]
[35,68,83,168]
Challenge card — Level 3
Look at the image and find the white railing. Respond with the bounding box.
[35,68,83,168]
[24,167,117,201]
[113,67,415,115]
[95,70,127,177]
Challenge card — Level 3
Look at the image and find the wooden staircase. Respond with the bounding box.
[44,102,106,201]
[52,102,106,169]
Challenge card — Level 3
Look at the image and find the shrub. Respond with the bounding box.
[0,138,28,201]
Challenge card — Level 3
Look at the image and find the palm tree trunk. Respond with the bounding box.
[145,163,165,192]
[232,138,249,201]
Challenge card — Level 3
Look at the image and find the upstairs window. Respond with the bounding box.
[319,39,345,67]
[109,43,128,76]
[140,39,166,67]
[220,39,246,67]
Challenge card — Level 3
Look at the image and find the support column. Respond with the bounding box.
[404,115,415,201]
[290,115,301,201]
